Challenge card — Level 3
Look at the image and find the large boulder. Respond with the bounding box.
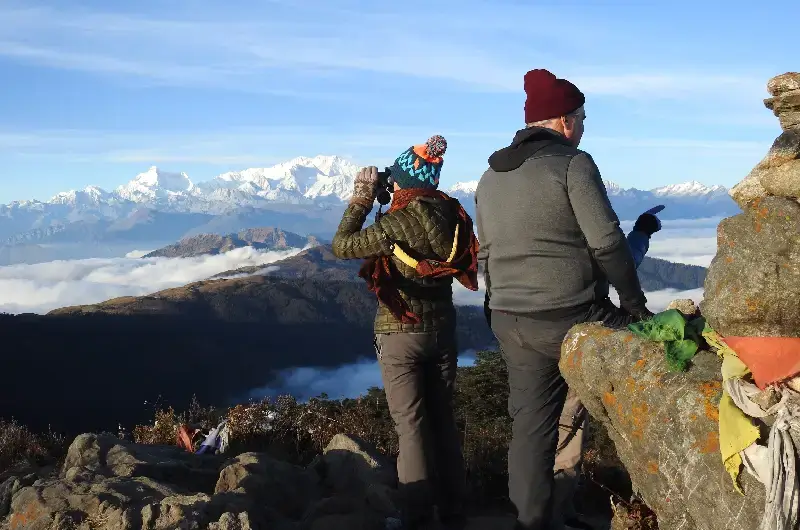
[7,476,213,530]
[63,433,222,492]
[215,452,321,519]
[560,323,764,530]
[765,71,800,131]
[320,434,397,492]
[701,196,800,336]
[317,434,399,519]
[731,130,800,207]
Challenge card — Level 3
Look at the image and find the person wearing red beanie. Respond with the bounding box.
[523,68,586,130]
[474,69,653,530]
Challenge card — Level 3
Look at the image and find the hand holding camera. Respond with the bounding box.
[352,166,395,206]
[352,166,380,203]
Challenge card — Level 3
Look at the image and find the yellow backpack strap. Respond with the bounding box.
[446,223,460,262]
[390,222,460,268]
[391,243,418,269]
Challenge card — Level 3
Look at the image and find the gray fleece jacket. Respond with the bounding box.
[475,127,649,319]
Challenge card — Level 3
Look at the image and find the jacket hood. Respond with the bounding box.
[488,127,572,172]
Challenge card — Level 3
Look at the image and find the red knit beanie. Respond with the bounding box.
[523,69,585,123]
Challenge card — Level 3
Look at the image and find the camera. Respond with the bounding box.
[376,167,393,206]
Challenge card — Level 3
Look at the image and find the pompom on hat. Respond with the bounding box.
[390,135,447,190]
[523,69,585,124]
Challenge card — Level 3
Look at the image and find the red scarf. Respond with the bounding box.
[358,188,480,324]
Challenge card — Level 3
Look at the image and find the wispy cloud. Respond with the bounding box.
[588,136,770,155]
[0,126,773,163]
[0,3,768,101]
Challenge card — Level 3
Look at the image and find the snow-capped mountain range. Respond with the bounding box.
[0,155,740,264]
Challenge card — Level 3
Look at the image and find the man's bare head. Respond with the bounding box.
[527,105,586,147]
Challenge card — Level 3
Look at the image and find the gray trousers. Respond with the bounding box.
[375,331,467,526]
[491,300,637,530]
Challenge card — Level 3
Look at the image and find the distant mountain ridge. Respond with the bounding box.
[0,155,739,265]
[142,228,320,259]
[447,178,737,222]
[210,243,708,292]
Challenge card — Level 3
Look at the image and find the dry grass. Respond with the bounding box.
[0,419,66,475]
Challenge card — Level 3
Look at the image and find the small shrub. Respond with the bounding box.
[0,419,66,474]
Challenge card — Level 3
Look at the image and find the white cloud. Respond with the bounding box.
[0,4,766,100]
[248,351,479,402]
[647,238,718,268]
[0,246,302,314]
[646,224,719,267]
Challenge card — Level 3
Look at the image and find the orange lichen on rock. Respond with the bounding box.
[695,381,722,423]
[700,381,722,398]
[630,402,650,439]
[705,400,720,422]
[754,204,770,233]
[564,349,584,371]
[647,461,659,474]
[9,502,45,530]
[693,431,720,454]
[745,298,759,312]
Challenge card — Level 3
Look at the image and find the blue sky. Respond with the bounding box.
[0,0,795,203]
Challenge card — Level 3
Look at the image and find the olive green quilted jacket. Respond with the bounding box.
[331,196,459,334]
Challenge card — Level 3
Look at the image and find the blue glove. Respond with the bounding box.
[633,214,660,236]
[633,205,664,236]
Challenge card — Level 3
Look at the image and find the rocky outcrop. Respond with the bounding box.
[704,72,800,337]
[702,196,800,336]
[731,72,800,208]
[0,433,400,530]
[560,324,764,530]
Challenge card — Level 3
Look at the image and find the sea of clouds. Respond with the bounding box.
[0,219,718,400]
[0,246,304,314]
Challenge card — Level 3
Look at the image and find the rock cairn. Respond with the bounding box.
[730,72,800,208]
